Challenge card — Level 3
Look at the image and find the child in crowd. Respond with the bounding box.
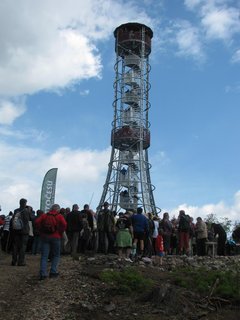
[130,243,137,261]
[79,219,92,253]
[155,228,164,266]
[115,212,133,261]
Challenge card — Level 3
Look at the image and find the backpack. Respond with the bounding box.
[41,213,58,234]
[180,215,190,232]
[12,211,24,231]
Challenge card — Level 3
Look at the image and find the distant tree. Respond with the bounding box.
[233,220,240,230]
[220,217,232,234]
[204,213,232,235]
[204,213,219,225]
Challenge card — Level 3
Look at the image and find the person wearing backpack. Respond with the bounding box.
[35,204,67,280]
[11,198,32,266]
[178,210,190,256]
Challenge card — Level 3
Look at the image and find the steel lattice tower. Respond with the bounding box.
[97,22,158,215]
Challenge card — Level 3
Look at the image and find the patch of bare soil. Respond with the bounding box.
[0,251,239,320]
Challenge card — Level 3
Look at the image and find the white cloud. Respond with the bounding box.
[231,49,240,63]
[80,89,90,96]
[0,142,110,214]
[151,150,170,168]
[0,0,153,213]
[169,190,240,224]
[0,125,48,141]
[184,0,203,10]
[225,82,240,93]
[184,0,240,42]
[201,6,240,41]
[0,99,26,125]
[0,28,101,96]
[1,140,240,229]
[175,21,205,61]
[0,127,27,139]
[46,147,109,182]
[0,0,152,96]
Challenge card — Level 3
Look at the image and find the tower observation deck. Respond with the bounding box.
[97,22,159,215]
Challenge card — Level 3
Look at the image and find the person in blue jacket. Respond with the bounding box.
[131,207,149,257]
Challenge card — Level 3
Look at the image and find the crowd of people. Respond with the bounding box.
[0,198,240,279]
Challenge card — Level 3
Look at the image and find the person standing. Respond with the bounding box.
[211,223,227,256]
[11,198,32,266]
[155,228,164,266]
[178,210,190,255]
[97,202,116,254]
[152,216,160,255]
[160,212,172,255]
[80,204,94,231]
[80,204,96,251]
[189,217,196,256]
[66,204,82,256]
[131,207,149,257]
[35,204,67,280]
[1,211,13,252]
[32,210,44,255]
[115,211,133,261]
[0,215,4,246]
[195,217,208,256]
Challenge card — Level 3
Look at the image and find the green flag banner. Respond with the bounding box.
[40,168,58,212]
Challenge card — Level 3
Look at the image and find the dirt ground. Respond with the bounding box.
[0,251,239,320]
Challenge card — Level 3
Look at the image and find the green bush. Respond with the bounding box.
[100,268,154,294]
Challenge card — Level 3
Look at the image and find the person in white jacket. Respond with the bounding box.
[195,217,208,256]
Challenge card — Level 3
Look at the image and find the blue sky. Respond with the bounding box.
[0,0,240,223]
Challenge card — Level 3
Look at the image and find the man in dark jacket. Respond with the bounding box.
[66,204,82,255]
[211,223,227,256]
[97,202,116,254]
[11,198,32,266]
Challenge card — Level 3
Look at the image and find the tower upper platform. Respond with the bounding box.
[114,22,153,57]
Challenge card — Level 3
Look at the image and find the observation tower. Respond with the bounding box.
[97,22,159,215]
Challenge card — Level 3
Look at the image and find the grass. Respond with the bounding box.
[100,267,154,294]
[171,266,240,301]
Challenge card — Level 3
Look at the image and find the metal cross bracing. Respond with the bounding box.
[97,23,160,215]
